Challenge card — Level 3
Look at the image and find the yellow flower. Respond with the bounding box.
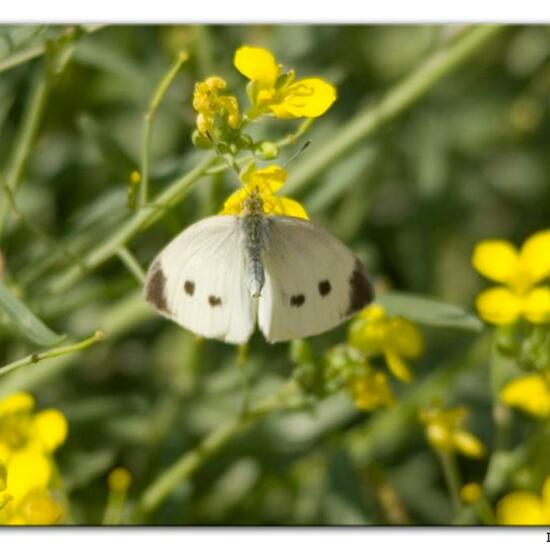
[220,163,308,220]
[192,76,240,136]
[472,229,550,325]
[497,476,550,525]
[0,392,67,525]
[348,304,423,383]
[349,367,394,411]
[234,46,337,120]
[419,405,486,459]
[500,371,550,417]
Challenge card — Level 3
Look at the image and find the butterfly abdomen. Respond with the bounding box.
[241,214,266,298]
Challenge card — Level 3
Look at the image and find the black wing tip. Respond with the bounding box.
[346,259,375,316]
[144,261,171,315]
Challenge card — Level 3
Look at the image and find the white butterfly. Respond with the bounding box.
[144,189,374,344]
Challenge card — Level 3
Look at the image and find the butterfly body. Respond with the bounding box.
[144,190,374,344]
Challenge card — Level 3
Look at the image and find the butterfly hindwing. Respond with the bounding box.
[144,215,255,344]
[258,216,374,343]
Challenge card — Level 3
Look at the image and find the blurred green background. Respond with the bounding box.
[0,25,549,525]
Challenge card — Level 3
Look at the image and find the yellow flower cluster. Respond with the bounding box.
[348,367,394,411]
[192,45,336,151]
[497,475,550,525]
[193,76,240,137]
[220,163,308,220]
[473,229,550,325]
[0,392,67,525]
[418,405,486,459]
[335,305,423,411]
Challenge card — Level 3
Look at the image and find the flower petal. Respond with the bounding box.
[245,165,287,194]
[384,349,413,383]
[500,374,550,417]
[269,78,337,118]
[18,490,63,525]
[234,46,278,86]
[220,188,248,216]
[32,410,68,452]
[6,450,51,504]
[452,429,486,458]
[475,287,522,325]
[472,240,520,284]
[264,196,309,220]
[497,491,547,525]
[387,318,423,358]
[0,393,34,416]
[520,229,550,285]
[522,286,550,324]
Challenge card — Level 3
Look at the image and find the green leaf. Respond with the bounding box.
[377,291,483,332]
[0,279,64,346]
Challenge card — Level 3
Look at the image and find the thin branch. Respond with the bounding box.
[138,379,301,516]
[0,24,105,74]
[117,246,146,284]
[0,330,105,377]
[47,153,218,294]
[139,51,190,208]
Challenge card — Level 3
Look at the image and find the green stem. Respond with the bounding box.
[117,246,146,284]
[47,153,217,294]
[286,25,506,194]
[483,333,513,498]
[0,25,105,74]
[438,450,462,515]
[0,330,105,377]
[138,380,300,517]
[0,70,50,240]
[0,292,148,397]
[140,51,189,208]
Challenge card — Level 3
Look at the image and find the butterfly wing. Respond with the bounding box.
[144,215,255,344]
[258,216,374,343]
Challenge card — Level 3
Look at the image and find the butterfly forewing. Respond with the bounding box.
[258,216,374,343]
[144,215,255,344]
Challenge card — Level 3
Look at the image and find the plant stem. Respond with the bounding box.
[0,70,50,240]
[47,153,217,294]
[0,25,105,74]
[438,450,462,515]
[0,292,149,397]
[116,246,146,284]
[140,51,189,208]
[0,330,105,377]
[286,25,506,194]
[138,379,300,516]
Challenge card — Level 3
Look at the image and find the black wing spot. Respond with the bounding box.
[318,280,331,297]
[145,262,170,314]
[208,295,222,307]
[290,294,305,307]
[184,280,195,296]
[346,259,375,315]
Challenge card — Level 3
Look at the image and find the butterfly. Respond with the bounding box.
[144,188,374,344]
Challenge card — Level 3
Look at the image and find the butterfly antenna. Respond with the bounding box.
[205,131,241,177]
[284,140,312,168]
